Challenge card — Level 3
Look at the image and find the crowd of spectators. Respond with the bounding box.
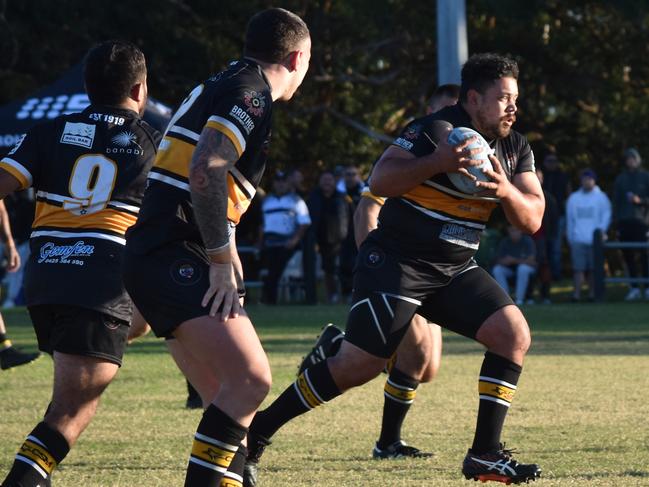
[1,149,648,306]
[490,148,647,304]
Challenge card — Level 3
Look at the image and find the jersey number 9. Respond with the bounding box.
[64,154,117,216]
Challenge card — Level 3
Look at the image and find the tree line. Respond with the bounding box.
[1,0,648,190]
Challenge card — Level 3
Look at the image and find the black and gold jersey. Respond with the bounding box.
[0,105,160,320]
[127,59,273,254]
[377,103,535,274]
[360,183,385,206]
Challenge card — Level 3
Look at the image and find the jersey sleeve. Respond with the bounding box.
[391,119,436,158]
[0,127,42,189]
[203,85,270,158]
[515,138,536,174]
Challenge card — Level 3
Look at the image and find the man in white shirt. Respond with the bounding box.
[261,170,311,304]
[566,169,612,301]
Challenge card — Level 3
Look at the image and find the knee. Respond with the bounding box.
[477,306,532,361]
[246,368,273,406]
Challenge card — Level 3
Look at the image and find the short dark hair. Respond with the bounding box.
[460,53,518,102]
[84,40,146,105]
[428,83,460,107]
[244,8,310,64]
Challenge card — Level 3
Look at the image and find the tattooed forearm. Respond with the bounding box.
[189,127,240,254]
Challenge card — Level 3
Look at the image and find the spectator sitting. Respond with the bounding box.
[613,148,649,301]
[566,169,612,302]
[260,170,311,305]
[307,170,351,304]
[492,225,537,305]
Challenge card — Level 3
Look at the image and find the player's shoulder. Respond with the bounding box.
[208,59,271,95]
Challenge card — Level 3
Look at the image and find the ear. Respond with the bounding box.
[130,81,145,103]
[286,50,300,72]
[466,88,480,107]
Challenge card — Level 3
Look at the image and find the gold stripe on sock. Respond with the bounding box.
[296,373,322,409]
[191,439,236,469]
[18,439,57,475]
[220,477,243,487]
[384,381,417,402]
[479,381,516,403]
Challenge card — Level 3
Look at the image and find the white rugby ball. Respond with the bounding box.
[446,127,494,194]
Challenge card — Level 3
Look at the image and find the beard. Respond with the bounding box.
[476,108,515,139]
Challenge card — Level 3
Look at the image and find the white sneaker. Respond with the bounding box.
[624,288,641,301]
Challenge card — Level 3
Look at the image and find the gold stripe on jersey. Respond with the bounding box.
[205,118,245,157]
[0,159,31,189]
[18,439,57,475]
[403,185,497,223]
[227,173,251,225]
[33,201,137,236]
[190,438,235,469]
[384,380,417,404]
[154,136,193,179]
[361,189,386,206]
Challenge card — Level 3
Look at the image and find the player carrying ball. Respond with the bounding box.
[244,53,543,485]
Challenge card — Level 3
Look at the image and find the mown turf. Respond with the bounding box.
[1,302,648,486]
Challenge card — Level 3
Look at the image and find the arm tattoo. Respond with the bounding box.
[189,127,239,252]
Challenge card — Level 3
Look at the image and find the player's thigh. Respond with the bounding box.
[394,314,434,376]
[128,306,150,341]
[420,322,443,383]
[418,266,514,341]
[344,242,419,359]
[166,337,219,405]
[51,351,119,408]
[173,312,271,394]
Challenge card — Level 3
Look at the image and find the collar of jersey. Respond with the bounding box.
[241,57,273,93]
[83,104,140,119]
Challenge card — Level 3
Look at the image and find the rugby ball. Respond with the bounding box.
[446,127,494,194]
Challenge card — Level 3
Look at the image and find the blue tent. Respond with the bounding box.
[0,62,171,154]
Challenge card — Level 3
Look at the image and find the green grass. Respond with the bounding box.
[1,302,648,486]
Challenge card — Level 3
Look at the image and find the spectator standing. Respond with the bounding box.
[339,164,363,301]
[542,152,572,279]
[613,148,649,300]
[492,226,537,305]
[307,170,351,303]
[260,170,311,304]
[287,167,308,199]
[566,169,611,301]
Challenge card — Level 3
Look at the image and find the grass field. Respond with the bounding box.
[1,302,648,486]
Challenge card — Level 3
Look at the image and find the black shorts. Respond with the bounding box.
[344,241,513,358]
[123,241,244,338]
[29,304,129,366]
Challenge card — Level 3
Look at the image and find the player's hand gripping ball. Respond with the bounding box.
[446,127,494,194]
